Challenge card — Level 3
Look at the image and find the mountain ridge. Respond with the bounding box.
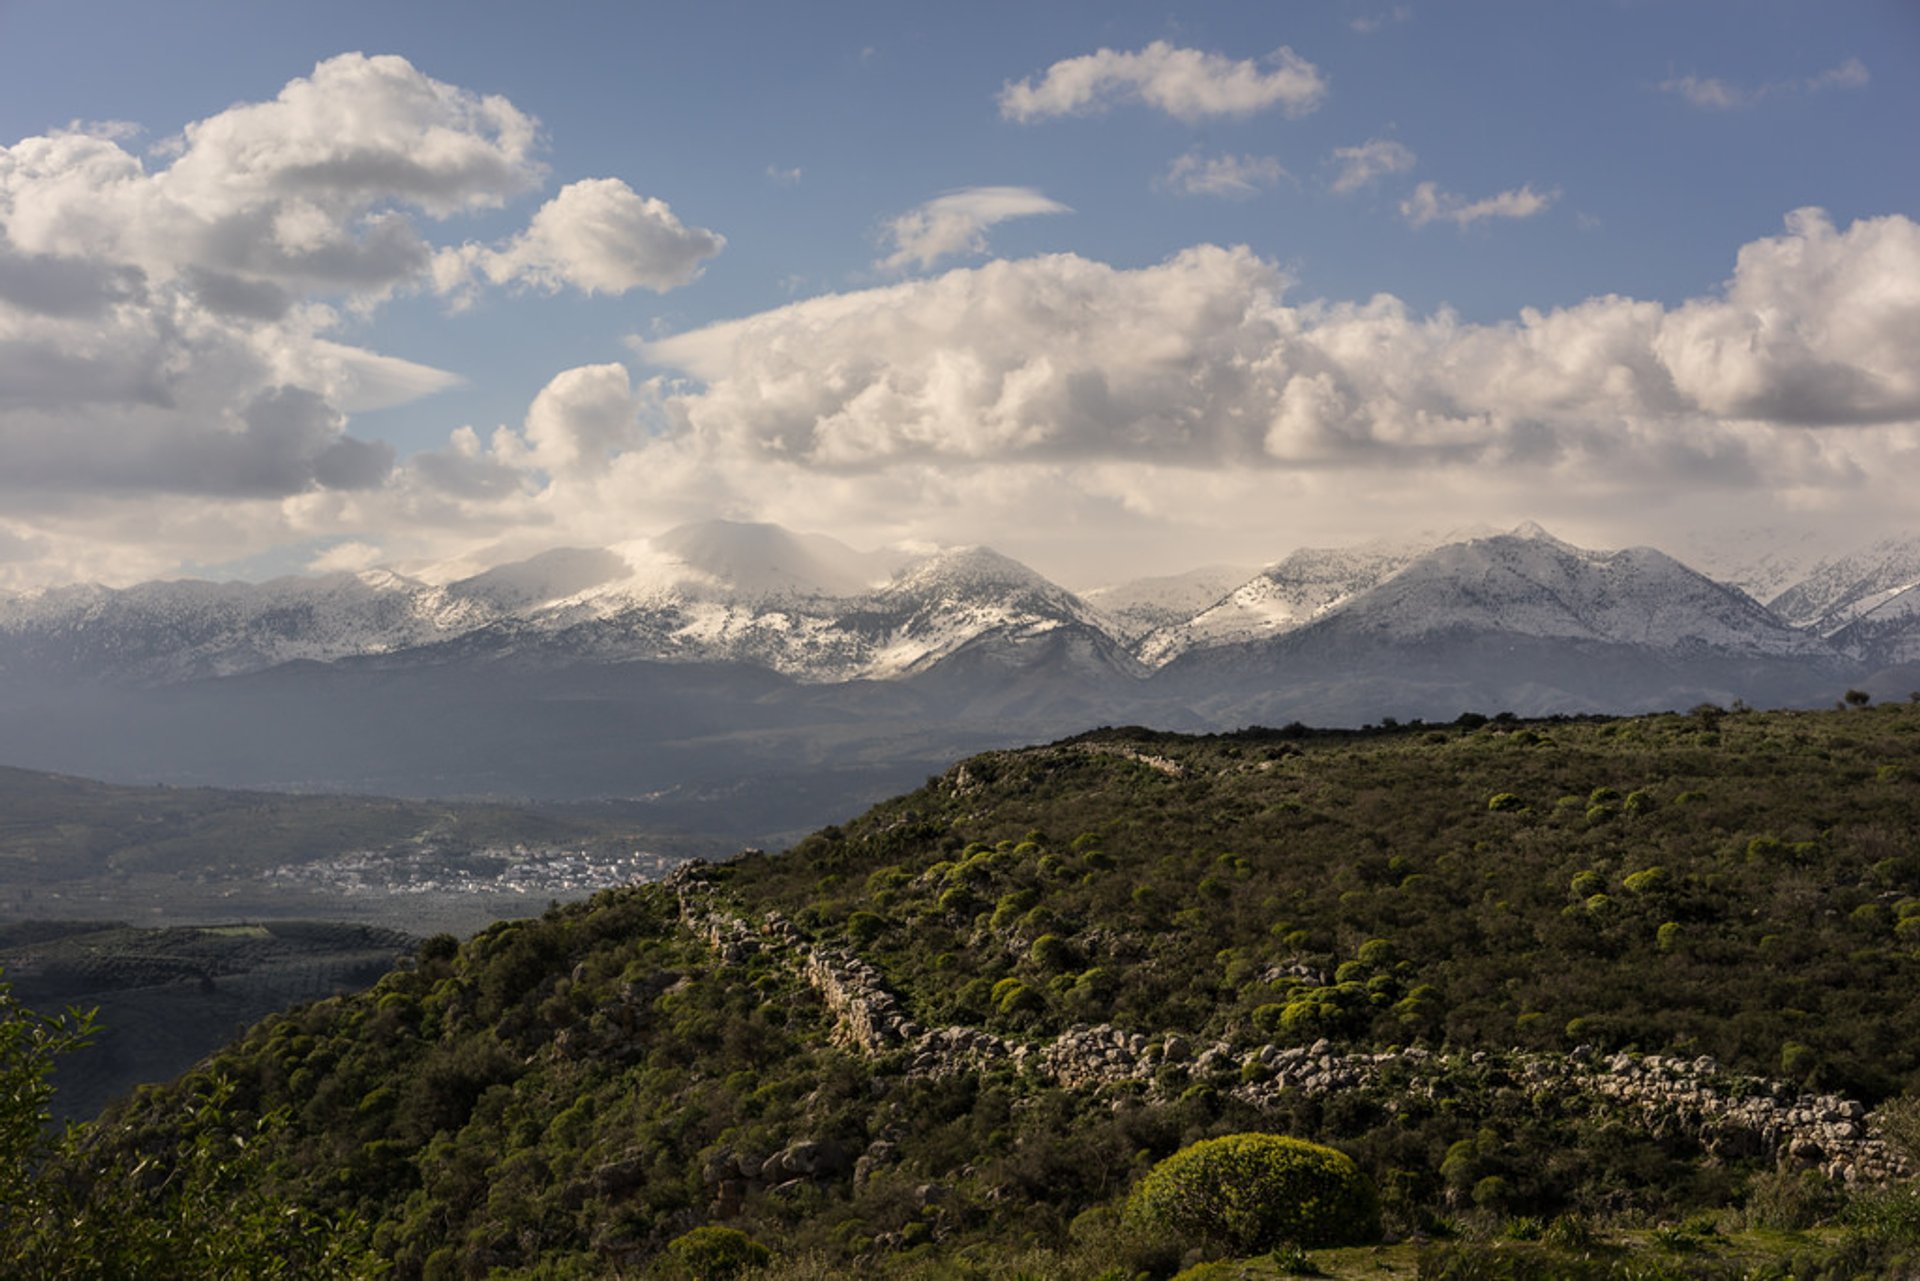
[4,520,1918,839]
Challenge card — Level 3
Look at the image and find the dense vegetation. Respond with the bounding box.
[10,702,1920,1277]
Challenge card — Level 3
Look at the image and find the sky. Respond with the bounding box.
[0,0,1916,591]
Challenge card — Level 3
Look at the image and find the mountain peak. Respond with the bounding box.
[1505,520,1571,547]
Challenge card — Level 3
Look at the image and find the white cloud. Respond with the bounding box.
[1350,7,1412,35]
[998,41,1327,124]
[308,540,385,573]
[436,178,725,299]
[1656,208,1920,425]
[1328,139,1416,194]
[877,186,1069,272]
[0,54,547,307]
[1401,180,1557,228]
[1806,58,1871,92]
[0,53,721,587]
[1661,58,1870,110]
[765,165,803,186]
[1159,151,1288,199]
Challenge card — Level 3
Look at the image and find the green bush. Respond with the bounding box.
[1621,866,1668,895]
[663,1225,771,1279]
[1124,1132,1380,1257]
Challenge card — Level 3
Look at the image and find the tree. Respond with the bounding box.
[0,970,372,1278]
[1125,1132,1380,1257]
[0,972,95,1262]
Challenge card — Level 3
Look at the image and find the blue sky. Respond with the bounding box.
[0,0,1915,587]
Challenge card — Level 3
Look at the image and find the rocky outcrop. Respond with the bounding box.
[1077,742,1186,777]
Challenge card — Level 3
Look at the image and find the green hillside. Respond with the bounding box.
[10,703,1920,1277]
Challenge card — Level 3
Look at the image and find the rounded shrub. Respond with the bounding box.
[663,1225,770,1279]
[1124,1132,1380,1256]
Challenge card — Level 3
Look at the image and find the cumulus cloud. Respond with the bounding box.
[0,54,546,307]
[1159,151,1288,199]
[999,41,1327,124]
[877,186,1070,272]
[0,54,538,516]
[435,178,725,299]
[1657,208,1920,425]
[1661,58,1869,110]
[1401,181,1557,228]
[1328,139,1415,194]
[0,51,723,586]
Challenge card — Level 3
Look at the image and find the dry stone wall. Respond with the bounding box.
[668,859,1914,1186]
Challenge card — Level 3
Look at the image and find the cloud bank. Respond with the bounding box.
[302,207,1919,586]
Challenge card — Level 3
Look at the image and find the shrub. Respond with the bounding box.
[1029,934,1077,972]
[1487,793,1526,813]
[663,1225,771,1279]
[1124,1133,1380,1256]
[845,911,886,946]
[1621,866,1668,895]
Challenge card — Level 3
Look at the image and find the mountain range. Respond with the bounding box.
[2,519,1915,841]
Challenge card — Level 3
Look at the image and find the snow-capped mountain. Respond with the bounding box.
[0,570,486,682]
[1,519,1900,692]
[1081,565,1254,644]
[1294,525,1824,657]
[1764,535,1920,634]
[0,521,1129,688]
[1152,525,1846,724]
[1136,539,1427,666]
[1827,585,1920,667]
[4,518,1913,838]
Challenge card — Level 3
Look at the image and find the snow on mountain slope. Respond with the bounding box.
[1765,535,1920,634]
[843,545,1130,679]
[1135,540,1425,666]
[389,540,1122,683]
[1670,526,1847,605]
[6,520,1906,696]
[1827,583,1920,666]
[1294,526,1825,657]
[0,571,489,682]
[1081,565,1254,643]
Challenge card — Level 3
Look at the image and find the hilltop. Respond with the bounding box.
[11,702,1920,1277]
